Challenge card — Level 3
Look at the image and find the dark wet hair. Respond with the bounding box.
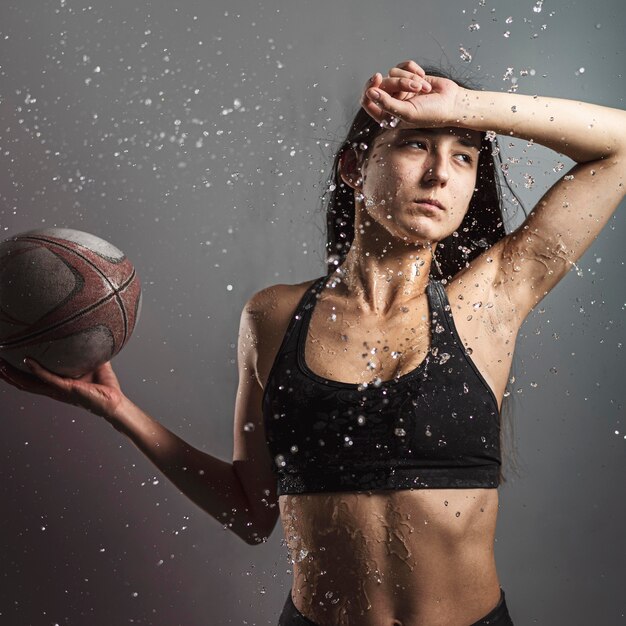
[324,66,513,282]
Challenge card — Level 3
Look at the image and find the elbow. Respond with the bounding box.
[242,523,275,546]
[244,510,279,546]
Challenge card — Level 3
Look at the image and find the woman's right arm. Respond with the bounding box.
[0,291,280,546]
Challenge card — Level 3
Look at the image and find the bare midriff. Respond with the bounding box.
[279,488,501,626]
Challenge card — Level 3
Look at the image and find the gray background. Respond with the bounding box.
[1,0,625,624]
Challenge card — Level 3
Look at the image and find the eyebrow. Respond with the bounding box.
[397,128,482,150]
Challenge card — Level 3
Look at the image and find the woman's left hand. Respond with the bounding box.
[361,60,461,129]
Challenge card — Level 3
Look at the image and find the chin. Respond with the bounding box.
[393,222,441,246]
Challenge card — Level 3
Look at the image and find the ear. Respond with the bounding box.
[338,147,364,190]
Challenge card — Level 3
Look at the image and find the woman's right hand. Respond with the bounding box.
[361,60,461,129]
[0,357,126,420]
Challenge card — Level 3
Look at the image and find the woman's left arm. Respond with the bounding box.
[366,60,626,324]
[454,88,626,165]
[456,87,626,324]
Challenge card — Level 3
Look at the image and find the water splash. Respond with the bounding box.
[459,46,473,63]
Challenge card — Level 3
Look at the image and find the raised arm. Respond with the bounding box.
[0,292,280,546]
[363,60,626,326]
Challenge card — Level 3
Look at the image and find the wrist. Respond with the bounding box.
[104,394,136,434]
[449,86,475,127]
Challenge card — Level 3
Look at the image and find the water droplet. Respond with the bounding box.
[344,436,354,447]
[463,383,469,393]
[455,511,461,517]
[533,0,543,13]
[425,426,432,437]
[290,445,299,453]
[357,415,366,425]
[394,428,406,437]
[459,46,472,63]
[275,454,286,468]
[243,422,255,432]
[468,22,480,31]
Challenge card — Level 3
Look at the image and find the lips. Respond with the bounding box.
[414,198,445,210]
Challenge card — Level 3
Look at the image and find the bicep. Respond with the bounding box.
[232,298,279,537]
[495,154,626,324]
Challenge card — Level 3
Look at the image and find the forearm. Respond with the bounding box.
[106,396,263,545]
[453,88,626,163]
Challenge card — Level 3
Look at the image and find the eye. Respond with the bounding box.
[456,154,474,163]
[403,140,427,149]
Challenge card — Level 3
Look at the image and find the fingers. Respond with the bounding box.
[361,91,386,125]
[92,361,122,390]
[24,357,69,385]
[25,359,98,407]
[364,86,410,122]
[395,60,426,77]
[363,72,383,94]
[361,73,385,123]
[0,357,67,400]
[379,76,432,94]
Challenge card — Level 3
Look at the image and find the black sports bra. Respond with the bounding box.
[262,274,501,496]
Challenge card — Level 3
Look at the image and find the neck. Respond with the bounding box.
[332,238,438,317]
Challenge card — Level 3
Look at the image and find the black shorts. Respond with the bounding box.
[278,588,514,625]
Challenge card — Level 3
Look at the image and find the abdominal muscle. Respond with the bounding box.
[279,488,501,626]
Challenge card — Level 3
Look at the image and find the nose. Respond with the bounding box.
[422,153,449,186]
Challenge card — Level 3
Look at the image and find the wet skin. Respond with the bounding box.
[281,488,500,626]
[255,263,518,626]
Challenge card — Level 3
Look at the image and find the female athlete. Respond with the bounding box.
[1,59,625,625]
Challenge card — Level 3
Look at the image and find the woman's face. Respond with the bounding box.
[357,126,483,246]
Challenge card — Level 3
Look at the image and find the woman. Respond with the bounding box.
[1,59,625,625]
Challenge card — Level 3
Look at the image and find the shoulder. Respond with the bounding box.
[240,277,320,388]
[243,278,318,328]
